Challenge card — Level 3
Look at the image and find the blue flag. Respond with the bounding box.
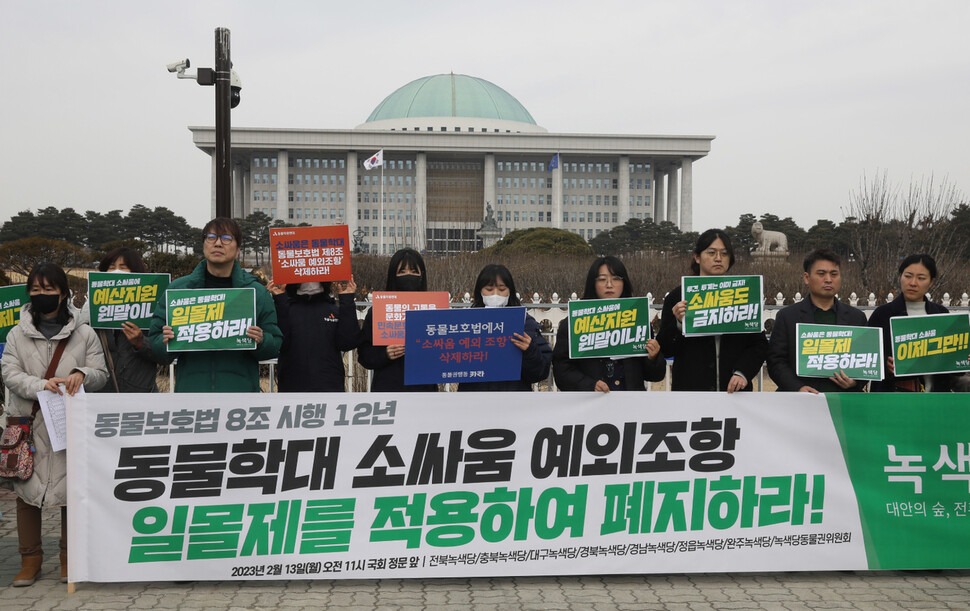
[548,153,559,172]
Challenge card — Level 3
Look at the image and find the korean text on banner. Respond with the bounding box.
[165,288,256,352]
[890,313,970,377]
[88,272,170,330]
[682,275,763,336]
[0,284,28,345]
[270,225,351,285]
[372,291,451,346]
[567,297,651,359]
[404,307,526,385]
[796,323,883,380]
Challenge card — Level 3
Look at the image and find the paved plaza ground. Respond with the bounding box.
[3,491,969,610]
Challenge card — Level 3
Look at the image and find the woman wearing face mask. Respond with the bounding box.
[553,256,666,392]
[358,248,438,392]
[267,276,362,392]
[457,264,551,392]
[92,248,167,393]
[1,262,107,587]
[868,253,958,392]
[657,229,768,392]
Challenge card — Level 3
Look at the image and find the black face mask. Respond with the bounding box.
[31,293,61,315]
[395,274,423,292]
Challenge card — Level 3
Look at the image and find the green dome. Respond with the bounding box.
[364,73,537,125]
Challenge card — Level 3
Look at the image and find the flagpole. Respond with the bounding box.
[380,163,385,255]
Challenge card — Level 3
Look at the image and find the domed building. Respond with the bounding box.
[190,73,712,255]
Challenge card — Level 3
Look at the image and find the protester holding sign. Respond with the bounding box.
[148,218,282,392]
[658,230,767,392]
[767,249,867,393]
[358,248,438,391]
[554,256,665,392]
[867,254,960,392]
[1,262,107,587]
[457,264,551,391]
[93,248,167,393]
[268,277,362,392]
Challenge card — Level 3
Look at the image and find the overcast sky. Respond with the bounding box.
[2,0,968,233]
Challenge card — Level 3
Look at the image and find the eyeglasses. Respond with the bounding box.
[702,249,730,259]
[595,275,623,283]
[204,233,235,244]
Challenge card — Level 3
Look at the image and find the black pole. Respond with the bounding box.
[215,27,232,219]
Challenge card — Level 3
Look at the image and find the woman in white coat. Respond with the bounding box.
[1,262,107,587]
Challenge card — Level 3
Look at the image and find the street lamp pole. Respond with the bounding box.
[214,27,232,219]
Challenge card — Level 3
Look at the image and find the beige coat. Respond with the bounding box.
[1,304,107,507]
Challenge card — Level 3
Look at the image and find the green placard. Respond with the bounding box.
[88,272,170,329]
[890,313,970,377]
[567,297,651,359]
[682,275,763,336]
[165,288,256,352]
[0,284,28,344]
[796,323,883,380]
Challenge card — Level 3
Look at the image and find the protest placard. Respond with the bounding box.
[796,323,883,380]
[165,288,256,351]
[270,225,350,284]
[88,272,170,329]
[567,297,651,359]
[403,307,525,385]
[372,291,451,346]
[682,275,763,336]
[0,284,28,344]
[890,313,970,377]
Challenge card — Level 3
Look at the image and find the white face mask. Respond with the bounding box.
[482,294,509,308]
[106,268,127,273]
[296,282,325,295]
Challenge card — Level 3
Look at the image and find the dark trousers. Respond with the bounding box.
[17,497,66,557]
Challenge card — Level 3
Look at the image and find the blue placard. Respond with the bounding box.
[404,307,526,385]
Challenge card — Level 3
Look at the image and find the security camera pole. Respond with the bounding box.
[168,27,237,219]
[214,27,232,219]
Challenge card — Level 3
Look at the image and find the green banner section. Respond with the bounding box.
[0,284,28,344]
[89,272,170,329]
[795,323,883,381]
[682,275,762,336]
[890,313,970,377]
[567,297,650,358]
[826,393,970,570]
[165,288,256,351]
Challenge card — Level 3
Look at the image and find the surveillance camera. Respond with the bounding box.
[166,59,190,73]
[230,69,242,108]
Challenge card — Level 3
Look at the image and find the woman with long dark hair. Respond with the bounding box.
[357,248,438,391]
[457,264,551,391]
[657,229,767,392]
[553,256,665,391]
[2,262,107,586]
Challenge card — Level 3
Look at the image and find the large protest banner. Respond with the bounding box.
[165,288,256,351]
[269,225,350,285]
[889,313,970,377]
[88,272,170,329]
[796,324,883,381]
[682,275,762,336]
[403,307,525,385]
[371,291,451,346]
[67,391,970,583]
[0,284,27,357]
[567,297,650,359]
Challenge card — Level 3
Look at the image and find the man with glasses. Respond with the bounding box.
[149,217,282,392]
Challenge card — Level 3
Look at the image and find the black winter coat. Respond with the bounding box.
[553,319,666,391]
[458,313,552,391]
[867,296,954,393]
[274,291,362,392]
[357,308,438,392]
[657,286,768,391]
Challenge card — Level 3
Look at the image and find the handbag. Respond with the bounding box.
[0,336,70,480]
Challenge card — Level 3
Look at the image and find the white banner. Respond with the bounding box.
[68,392,867,582]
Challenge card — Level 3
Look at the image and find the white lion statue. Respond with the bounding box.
[751,221,789,255]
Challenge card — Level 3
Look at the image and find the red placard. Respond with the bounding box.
[270,225,351,285]
[372,291,451,346]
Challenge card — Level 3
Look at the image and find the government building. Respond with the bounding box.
[189,74,713,255]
